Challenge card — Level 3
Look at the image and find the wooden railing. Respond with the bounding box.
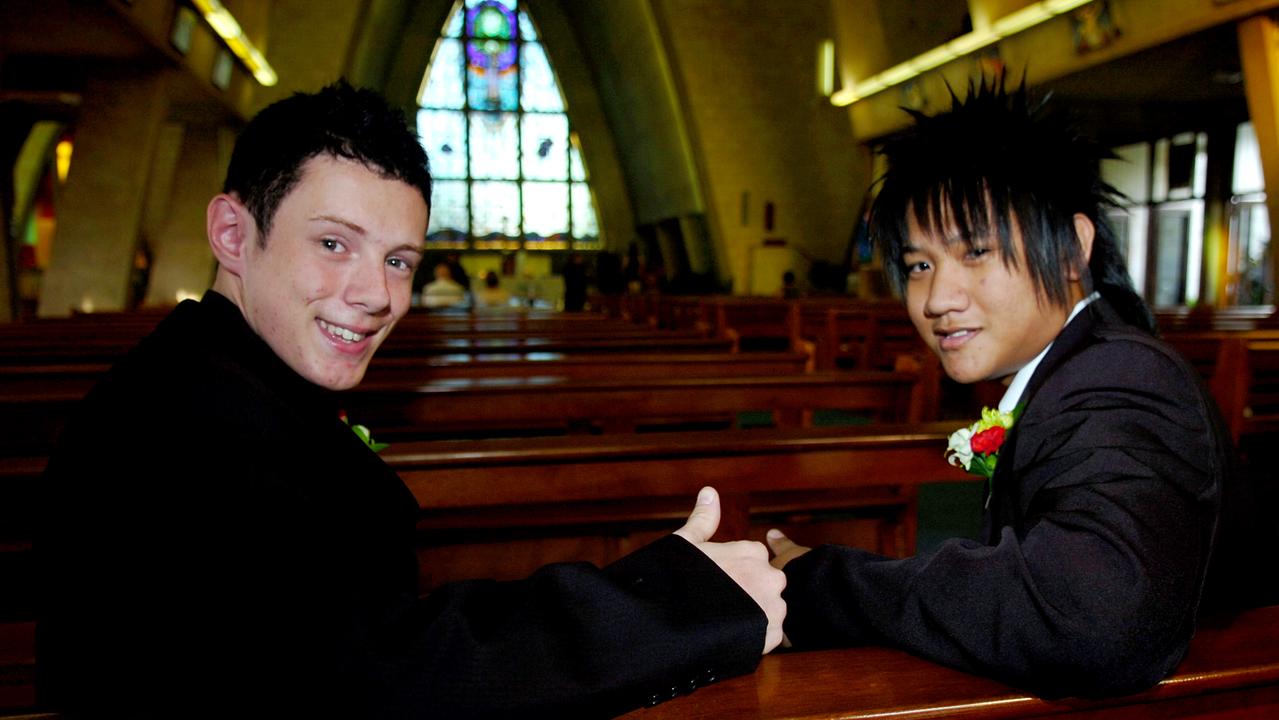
[619,605,1279,719]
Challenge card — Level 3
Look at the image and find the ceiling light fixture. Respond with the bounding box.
[831,0,1093,107]
[190,0,278,87]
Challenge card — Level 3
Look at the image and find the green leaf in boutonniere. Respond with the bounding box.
[339,410,389,453]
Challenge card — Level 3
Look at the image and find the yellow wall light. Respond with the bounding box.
[190,0,278,87]
[55,138,73,183]
[831,0,1095,107]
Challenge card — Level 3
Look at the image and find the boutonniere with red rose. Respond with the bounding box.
[945,405,1022,489]
[339,410,389,453]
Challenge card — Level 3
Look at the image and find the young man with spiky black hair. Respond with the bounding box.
[767,77,1260,697]
[36,81,785,719]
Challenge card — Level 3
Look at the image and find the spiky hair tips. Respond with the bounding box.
[869,74,1152,332]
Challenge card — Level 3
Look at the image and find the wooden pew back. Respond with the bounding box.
[819,306,923,371]
[343,371,929,441]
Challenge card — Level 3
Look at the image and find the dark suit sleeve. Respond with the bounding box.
[781,338,1222,697]
[40,373,765,719]
[367,535,765,719]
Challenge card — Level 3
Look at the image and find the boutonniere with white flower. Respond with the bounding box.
[339,410,389,453]
[945,406,1022,495]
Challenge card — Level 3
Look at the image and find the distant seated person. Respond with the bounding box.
[767,76,1262,700]
[420,261,467,308]
[473,270,512,308]
[779,270,800,299]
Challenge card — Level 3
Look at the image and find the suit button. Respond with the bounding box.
[701,668,717,684]
[686,677,700,693]
[646,693,662,707]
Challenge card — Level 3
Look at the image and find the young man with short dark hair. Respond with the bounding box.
[37,81,785,718]
[769,78,1251,697]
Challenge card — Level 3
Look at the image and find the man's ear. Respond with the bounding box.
[1069,213,1096,281]
[207,194,253,276]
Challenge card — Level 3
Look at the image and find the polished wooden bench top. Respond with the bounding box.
[621,605,1279,719]
[0,351,811,395]
[389,422,964,507]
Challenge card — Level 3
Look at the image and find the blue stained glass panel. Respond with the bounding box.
[520,42,563,112]
[421,0,600,250]
[420,39,465,109]
[473,180,521,236]
[469,112,518,179]
[467,53,519,111]
[417,109,467,179]
[466,0,516,40]
[569,140,586,181]
[523,182,569,237]
[430,180,470,234]
[572,183,599,239]
[521,113,568,180]
[465,0,515,11]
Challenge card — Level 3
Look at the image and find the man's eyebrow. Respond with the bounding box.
[310,215,423,254]
[310,214,367,234]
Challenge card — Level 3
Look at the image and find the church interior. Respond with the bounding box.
[3,0,1279,716]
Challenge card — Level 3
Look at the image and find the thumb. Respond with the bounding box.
[766,528,797,558]
[675,486,721,544]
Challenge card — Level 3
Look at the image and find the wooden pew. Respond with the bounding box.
[5,605,1276,719]
[370,334,737,358]
[0,306,719,365]
[398,308,611,327]
[0,333,735,365]
[0,368,921,456]
[342,371,929,441]
[643,296,911,365]
[0,424,974,712]
[653,295,712,332]
[1156,304,1278,332]
[703,298,804,354]
[621,292,662,327]
[383,324,712,344]
[1205,337,1279,444]
[393,422,969,569]
[618,604,1279,719]
[0,351,811,396]
[818,306,923,371]
[365,351,810,382]
[1159,330,1279,443]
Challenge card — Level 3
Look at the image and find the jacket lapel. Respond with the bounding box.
[982,299,1112,542]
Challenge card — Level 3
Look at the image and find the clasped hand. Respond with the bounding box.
[673,487,787,654]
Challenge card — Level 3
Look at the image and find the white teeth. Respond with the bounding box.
[946,330,971,338]
[319,320,365,343]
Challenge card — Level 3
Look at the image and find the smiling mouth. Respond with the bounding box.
[936,328,978,350]
[317,318,370,344]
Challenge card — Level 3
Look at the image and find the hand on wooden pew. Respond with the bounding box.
[674,486,788,655]
[765,529,811,570]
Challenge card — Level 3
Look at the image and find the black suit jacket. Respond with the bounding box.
[781,298,1234,697]
[36,292,764,718]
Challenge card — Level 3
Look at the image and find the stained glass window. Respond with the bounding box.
[418,0,601,251]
